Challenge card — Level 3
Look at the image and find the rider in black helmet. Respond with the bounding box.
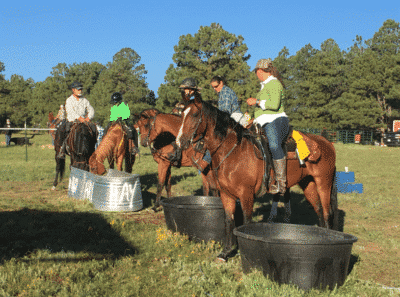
[104,92,138,155]
[178,77,202,105]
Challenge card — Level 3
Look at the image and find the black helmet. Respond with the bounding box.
[178,78,202,90]
[70,81,83,90]
[110,92,123,104]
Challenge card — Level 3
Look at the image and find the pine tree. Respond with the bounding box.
[157,23,259,112]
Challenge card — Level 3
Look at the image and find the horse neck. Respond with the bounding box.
[203,115,239,155]
[95,126,122,161]
[154,114,182,137]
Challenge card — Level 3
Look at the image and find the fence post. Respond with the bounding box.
[25,121,28,161]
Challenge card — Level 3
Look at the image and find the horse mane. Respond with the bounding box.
[140,108,162,119]
[201,101,244,144]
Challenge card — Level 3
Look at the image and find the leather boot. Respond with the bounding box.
[270,157,287,195]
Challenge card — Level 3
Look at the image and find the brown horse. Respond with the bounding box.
[89,121,136,175]
[176,98,338,261]
[47,112,61,144]
[53,122,97,190]
[133,109,218,211]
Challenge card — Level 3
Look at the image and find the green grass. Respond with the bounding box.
[0,134,399,296]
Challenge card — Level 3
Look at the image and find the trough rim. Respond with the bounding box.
[233,223,358,245]
[160,196,223,210]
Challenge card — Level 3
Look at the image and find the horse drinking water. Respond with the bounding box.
[89,121,137,175]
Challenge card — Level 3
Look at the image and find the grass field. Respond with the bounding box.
[0,132,399,296]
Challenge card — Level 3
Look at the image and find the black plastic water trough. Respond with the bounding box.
[233,223,358,291]
[161,196,242,244]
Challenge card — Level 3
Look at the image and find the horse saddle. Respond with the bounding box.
[248,125,321,164]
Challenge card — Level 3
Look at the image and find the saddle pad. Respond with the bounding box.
[297,131,321,163]
[291,130,311,160]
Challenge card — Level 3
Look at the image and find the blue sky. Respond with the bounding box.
[1,1,398,96]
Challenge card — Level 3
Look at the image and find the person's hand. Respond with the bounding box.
[85,117,90,123]
[247,98,257,106]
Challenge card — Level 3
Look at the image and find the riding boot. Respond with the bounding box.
[270,157,287,195]
[124,124,139,155]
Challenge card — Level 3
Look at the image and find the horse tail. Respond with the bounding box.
[329,166,339,230]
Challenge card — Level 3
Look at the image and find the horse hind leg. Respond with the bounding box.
[299,177,326,228]
[314,177,333,228]
[217,193,238,261]
[153,161,168,212]
[165,166,172,199]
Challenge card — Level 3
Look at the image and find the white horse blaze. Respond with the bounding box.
[176,107,191,148]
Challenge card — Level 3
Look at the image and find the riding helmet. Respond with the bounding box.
[178,78,202,90]
[110,92,123,104]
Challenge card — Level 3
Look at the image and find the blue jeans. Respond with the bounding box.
[262,117,289,160]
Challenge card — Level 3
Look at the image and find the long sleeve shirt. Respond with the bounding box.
[110,102,131,121]
[65,95,95,122]
[218,85,241,115]
[254,76,287,126]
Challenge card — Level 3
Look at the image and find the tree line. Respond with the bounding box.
[1,20,399,130]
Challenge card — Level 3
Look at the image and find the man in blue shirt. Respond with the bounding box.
[210,76,247,126]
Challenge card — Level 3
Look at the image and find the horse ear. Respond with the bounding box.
[131,114,139,124]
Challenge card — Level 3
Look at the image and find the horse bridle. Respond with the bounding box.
[181,101,238,171]
[142,116,156,147]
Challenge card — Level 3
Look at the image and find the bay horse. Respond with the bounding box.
[133,109,218,211]
[89,121,137,175]
[176,98,338,261]
[47,112,61,145]
[52,122,97,190]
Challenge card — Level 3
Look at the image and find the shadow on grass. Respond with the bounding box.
[0,208,138,264]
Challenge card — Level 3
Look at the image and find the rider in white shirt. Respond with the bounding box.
[56,82,96,158]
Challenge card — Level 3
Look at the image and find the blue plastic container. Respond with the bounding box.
[336,171,355,184]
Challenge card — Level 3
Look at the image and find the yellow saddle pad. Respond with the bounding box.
[291,130,310,160]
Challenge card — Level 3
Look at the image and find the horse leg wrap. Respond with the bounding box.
[268,202,278,223]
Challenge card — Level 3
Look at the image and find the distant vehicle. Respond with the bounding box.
[383,117,400,147]
[383,131,400,147]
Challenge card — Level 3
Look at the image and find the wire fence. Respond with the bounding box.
[295,128,380,145]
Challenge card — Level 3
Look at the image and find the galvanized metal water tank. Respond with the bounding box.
[68,167,143,212]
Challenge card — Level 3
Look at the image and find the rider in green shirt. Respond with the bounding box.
[104,92,138,155]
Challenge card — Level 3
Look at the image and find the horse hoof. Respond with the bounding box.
[51,186,56,191]
[216,253,227,262]
[152,205,162,212]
